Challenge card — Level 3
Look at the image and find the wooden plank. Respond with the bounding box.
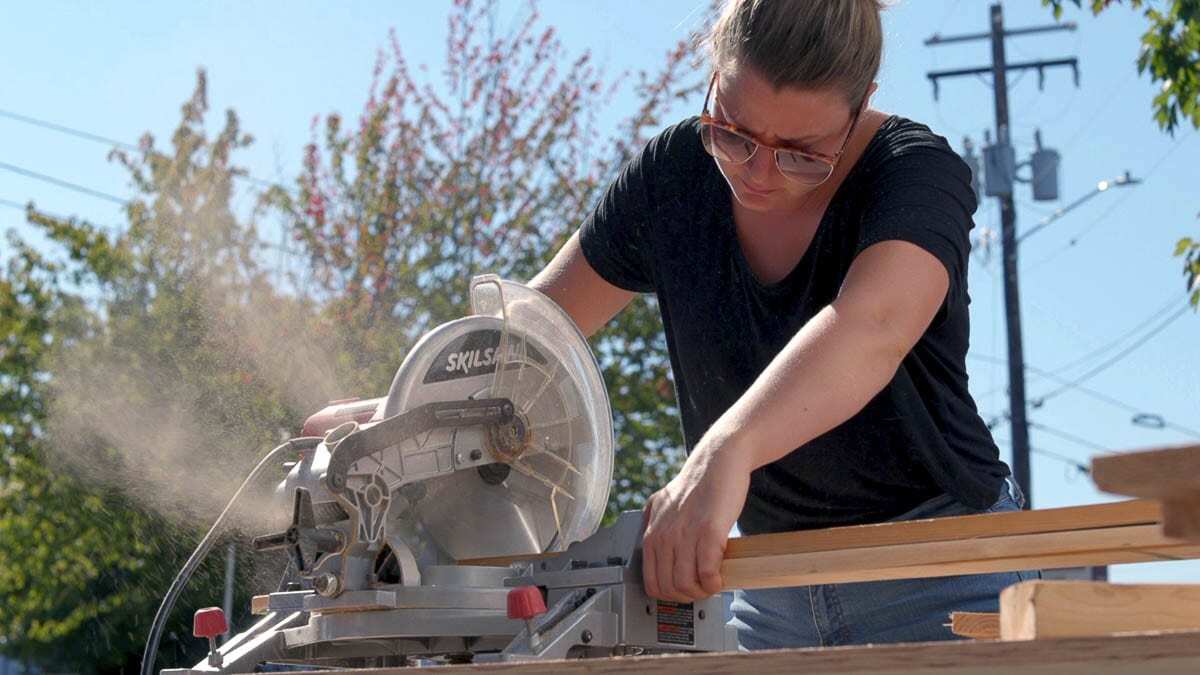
[282,631,1200,674]
[1091,444,1200,498]
[1162,495,1200,539]
[721,525,1197,590]
[724,499,1161,559]
[1000,581,1200,641]
[460,500,1200,591]
[949,612,999,640]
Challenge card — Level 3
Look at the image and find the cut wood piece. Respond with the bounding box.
[1163,494,1200,540]
[721,523,1196,590]
[251,594,269,616]
[1091,444,1200,498]
[949,612,999,640]
[1000,580,1200,641]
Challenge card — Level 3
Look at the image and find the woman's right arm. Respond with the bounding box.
[530,230,637,339]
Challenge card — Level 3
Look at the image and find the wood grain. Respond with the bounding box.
[721,524,1195,590]
[1000,581,1200,641]
[949,612,999,640]
[1162,495,1200,540]
[723,499,1161,559]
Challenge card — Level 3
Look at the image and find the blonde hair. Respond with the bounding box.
[707,0,885,107]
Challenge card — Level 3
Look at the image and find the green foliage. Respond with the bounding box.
[1043,0,1200,135]
[1045,1,1200,308]
[0,72,298,672]
[1,2,706,668]
[1176,233,1200,307]
[264,0,705,521]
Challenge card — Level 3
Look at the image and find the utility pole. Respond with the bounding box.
[926,5,1079,508]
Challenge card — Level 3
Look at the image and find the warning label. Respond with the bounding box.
[655,600,695,646]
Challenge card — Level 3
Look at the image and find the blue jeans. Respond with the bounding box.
[727,478,1040,648]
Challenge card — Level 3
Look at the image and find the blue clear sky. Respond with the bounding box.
[2,2,1197,583]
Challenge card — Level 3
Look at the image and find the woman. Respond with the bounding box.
[531,0,1036,649]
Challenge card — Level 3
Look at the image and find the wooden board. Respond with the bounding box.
[1162,494,1200,539]
[278,631,1200,674]
[1000,581,1200,641]
[949,612,999,640]
[721,525,1199,590]
[460,500,1200,590]
[1091,445,1200,538]
[1091,445,1200,498]
[723,499,1161,559]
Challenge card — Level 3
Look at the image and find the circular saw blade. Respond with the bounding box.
[380,277,613,560]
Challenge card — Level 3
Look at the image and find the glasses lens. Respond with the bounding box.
[776,150,834,185]
[702,124,756,164]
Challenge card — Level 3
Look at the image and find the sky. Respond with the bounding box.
[2,1,1197,584]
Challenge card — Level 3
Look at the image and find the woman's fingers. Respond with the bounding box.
[696,527,725,596]
[672,534,705,601]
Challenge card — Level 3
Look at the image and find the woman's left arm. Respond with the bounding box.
[641,240,950,602]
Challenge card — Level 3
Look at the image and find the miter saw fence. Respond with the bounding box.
[149,276,734,673]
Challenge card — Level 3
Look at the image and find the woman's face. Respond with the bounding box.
[710,67,862,214]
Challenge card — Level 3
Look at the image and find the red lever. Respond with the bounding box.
[193,607,228,638]
[506,586,547,621]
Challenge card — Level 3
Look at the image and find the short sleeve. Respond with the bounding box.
[578,123,691,294]
[855,133,977,307]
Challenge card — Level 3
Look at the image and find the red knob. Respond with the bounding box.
[193,607,228,639]
[506,586,547,621]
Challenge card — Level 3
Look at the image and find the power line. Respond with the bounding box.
[0,106,286,192]
[1045,290,1188,377]
[967,351,1200,440]
[1025,131,1193,273]
[0,107,138,151]
[993,434,1090,476]
[1026,419,1113,455]
[0,160,129,205]
[1035,303,1192,403]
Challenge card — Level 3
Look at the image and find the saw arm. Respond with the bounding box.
[324,397,517,495]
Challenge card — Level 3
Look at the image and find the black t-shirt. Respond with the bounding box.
[579,115,1010,535]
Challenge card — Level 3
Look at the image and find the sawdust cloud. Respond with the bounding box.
[42,247,364,542]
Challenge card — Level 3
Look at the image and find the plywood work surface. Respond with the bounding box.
[269,631,1200,674]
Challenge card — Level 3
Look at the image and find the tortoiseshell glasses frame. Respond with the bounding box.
[698,73,863,186]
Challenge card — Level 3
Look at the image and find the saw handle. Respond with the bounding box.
[324,398,515,495]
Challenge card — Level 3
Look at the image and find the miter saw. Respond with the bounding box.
[151,275,734,673]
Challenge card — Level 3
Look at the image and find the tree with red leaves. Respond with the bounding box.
[266,0,711,517]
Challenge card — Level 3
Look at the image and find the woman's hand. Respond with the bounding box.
[641,436,752,602]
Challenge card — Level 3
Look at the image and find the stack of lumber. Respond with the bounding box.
[719,498,1198,590]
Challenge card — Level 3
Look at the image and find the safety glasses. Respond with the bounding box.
[699,73,862,186]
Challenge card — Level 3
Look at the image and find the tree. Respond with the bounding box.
[264,0,708,517]
[1043,0,1200,307]
[0,72,306,672]
[2,2,711,668]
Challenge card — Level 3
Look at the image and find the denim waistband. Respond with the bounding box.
[888,476,1023,523]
